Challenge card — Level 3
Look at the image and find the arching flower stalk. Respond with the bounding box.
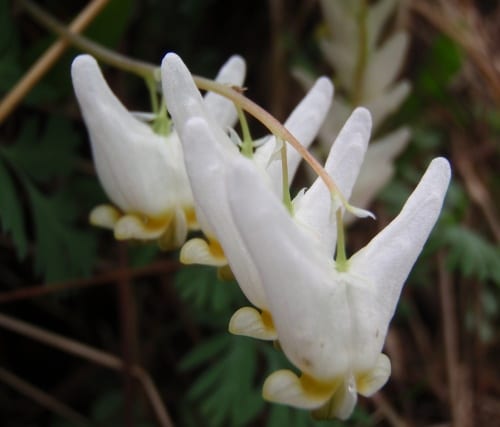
[162,52,333,267]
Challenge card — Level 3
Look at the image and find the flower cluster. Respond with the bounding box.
[71,50,451,420]
[294,0,411,217]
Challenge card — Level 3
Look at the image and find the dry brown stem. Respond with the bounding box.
[0,0,111,124]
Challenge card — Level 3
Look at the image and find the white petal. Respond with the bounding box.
[320,39,356,92]
[356,353,391,397]
[180,237,227,267]
[366,80,411,130]
[229,307,277,340]
[319,0,358,57]
[364,33,409,99]
[89,204,121,229]
[260,77,334,196]
[204,55,246,129]
[71,55,180,216]
[263,370,334,409]
[367,0,399,49]
[180,116,268,310]
[114,214,169,240]
[158,207,189,250]
[311,375,358,420]
[349,157,451,351]
[318,98,352,150]
[161,53,234,153]
[347,127,410,219]
[226,155,354,379]
[294,108,371,254]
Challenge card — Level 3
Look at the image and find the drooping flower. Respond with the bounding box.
[71,53,245,248]
[179,100,449,417]
[218,150,450,419]
[161,53,336,339]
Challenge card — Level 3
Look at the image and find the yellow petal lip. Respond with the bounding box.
[180,237,227,266]
[114,213,171,240]
[263,370,337,409]
[355,353,391,397]
[229,307,277,340]
[89,204,121,229]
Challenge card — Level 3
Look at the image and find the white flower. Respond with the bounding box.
[161,53,334,339]
[221,151,450,419]
[179,99,450,417]
[293,0,411,219]
[71,54,245,248]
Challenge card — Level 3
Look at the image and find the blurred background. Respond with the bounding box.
[0,0,499,426]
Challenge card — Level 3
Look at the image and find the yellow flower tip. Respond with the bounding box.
[184,207,198,230]
[262,370,336,410]
[114,214,169,240]
[229,307,277,340]
[89,204,121,229]
[179,237,227,266]
[217,265,235,281]
[355,353,391,397]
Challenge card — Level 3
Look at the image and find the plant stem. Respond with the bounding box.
[237,107,253,158]
[352,0,368,106]
[0,312,175,427]
[0,367,89,425]
[0,0,110,124]
[335,208,348,271]
[280,140,293,214]
[18,0,157,79]
[20,0,363,214]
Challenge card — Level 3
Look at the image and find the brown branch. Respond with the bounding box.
[0,259,179,304]
[452,133,500,243]
[0,0,111,124]
[372,392,408,427]
[438,251,474,427]
[0,366,89,424]
[0,312,175,427]
[117,244,139,427]
[410,1,500,106]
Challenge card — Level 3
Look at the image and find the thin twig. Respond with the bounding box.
[0,259,179,304]
[19,0,363,218]
[0,366,89,424]
[0,312,175,427]
[452,133,500,243]
[372,392,408,427]
[0,0,110,123]
[117,244,138,427]
[410,1,500,105]
[438,251,473,427]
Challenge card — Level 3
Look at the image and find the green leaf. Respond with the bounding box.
[416,35,463,99]
[84,0,134,49]
[181,334,263,427]
[0,0,22,92]
[0,158,28,258]
[25,182,97,282]
[178,333,229,371]
[2,117,79,183]
[442,225,500,285]
[175,264,243,315]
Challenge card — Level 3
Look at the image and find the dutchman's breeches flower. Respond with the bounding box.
[222,153,450,419]
[161,52,334,340]
[179,100,450,418]
[71,54,245,248]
